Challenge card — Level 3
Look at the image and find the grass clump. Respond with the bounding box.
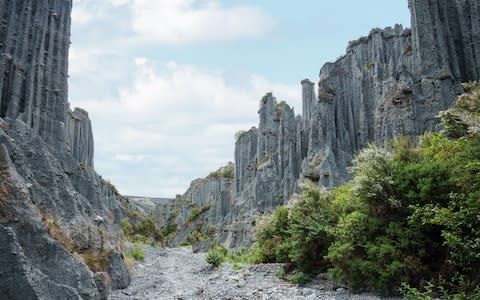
[81,250,114,273]
[42,213,75,252]
[126,244,145,261]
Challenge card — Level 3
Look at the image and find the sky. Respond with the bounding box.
[69,0,411,197]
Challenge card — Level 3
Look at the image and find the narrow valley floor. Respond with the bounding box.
[108,245,400,300]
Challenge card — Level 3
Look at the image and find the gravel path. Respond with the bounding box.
[108,245,401,300]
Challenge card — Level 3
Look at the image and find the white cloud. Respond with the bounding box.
[130,0,277,44]
[73,60,301,197]
[72,0,276,44]
[108,0,131,6]
[71,5,96,26]
[72,0,129,26]
[69,47,103,74]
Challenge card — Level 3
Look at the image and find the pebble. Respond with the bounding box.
[109,245,401,300]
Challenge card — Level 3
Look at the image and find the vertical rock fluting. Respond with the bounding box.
[409,0,480,81]
[237,94,300,213]
[153,164,235,248]
[66,107,94,166]
[0,0,71,146]
[162,0,480,249]
[0,0,129,298]
[225,0,479,247]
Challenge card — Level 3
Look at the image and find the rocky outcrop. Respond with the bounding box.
[66,107,94,167]
[169,0,480,249]
[231,0,478,246]
[0,0,129,298]
[0,140,102,299]
[154,163,235,247]
[234,95,300,212]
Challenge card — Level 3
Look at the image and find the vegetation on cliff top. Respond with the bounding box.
[206,163,234,180]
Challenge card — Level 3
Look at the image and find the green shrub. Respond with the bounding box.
[186,203,212,223]
[275,101,286,112]
[183,228,208,245]
[254,206,290,263]
[220,168,233,179]
[399,282,434,300]
[244,87,480,296]
[404,44,413,56]
[290,272,312,285]
[259,92,271,108]
[234,130,246,141]
[249,130,480,296]
[223,246,257,264]
[206,165,234,179]
[364,61,374,69]
[120,218,133,236]
[275,268,287,280]
[206,247,225,267]
[121,216,164,246]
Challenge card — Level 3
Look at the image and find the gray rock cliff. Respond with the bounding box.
[0,0,129,298]
[154,163,235,248]
[167,0,480,249]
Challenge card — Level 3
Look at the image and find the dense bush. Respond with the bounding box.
[249,86,480,297]
[186,203,212,223]
[206,243,227,267]
[251,134,479,296]
[254,206,290,263]
[121,217,164,246]
[161,210,179,243]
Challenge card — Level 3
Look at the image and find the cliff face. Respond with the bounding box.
[172,0,480,249]
[153,164,235,248]
[235,95,300,213]
[235,0,478,211]
[308,0,480,187]
[0,1,129,299]
[410,0,480,81]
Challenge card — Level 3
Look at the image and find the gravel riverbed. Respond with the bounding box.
[109,245,401,300]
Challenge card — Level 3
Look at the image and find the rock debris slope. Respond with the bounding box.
[0,0,129,299]
[159,0,480,249]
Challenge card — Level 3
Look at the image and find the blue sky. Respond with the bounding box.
[69,0,411,197]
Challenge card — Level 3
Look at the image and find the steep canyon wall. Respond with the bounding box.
[0,1,129,299]
[164,0,480,249]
